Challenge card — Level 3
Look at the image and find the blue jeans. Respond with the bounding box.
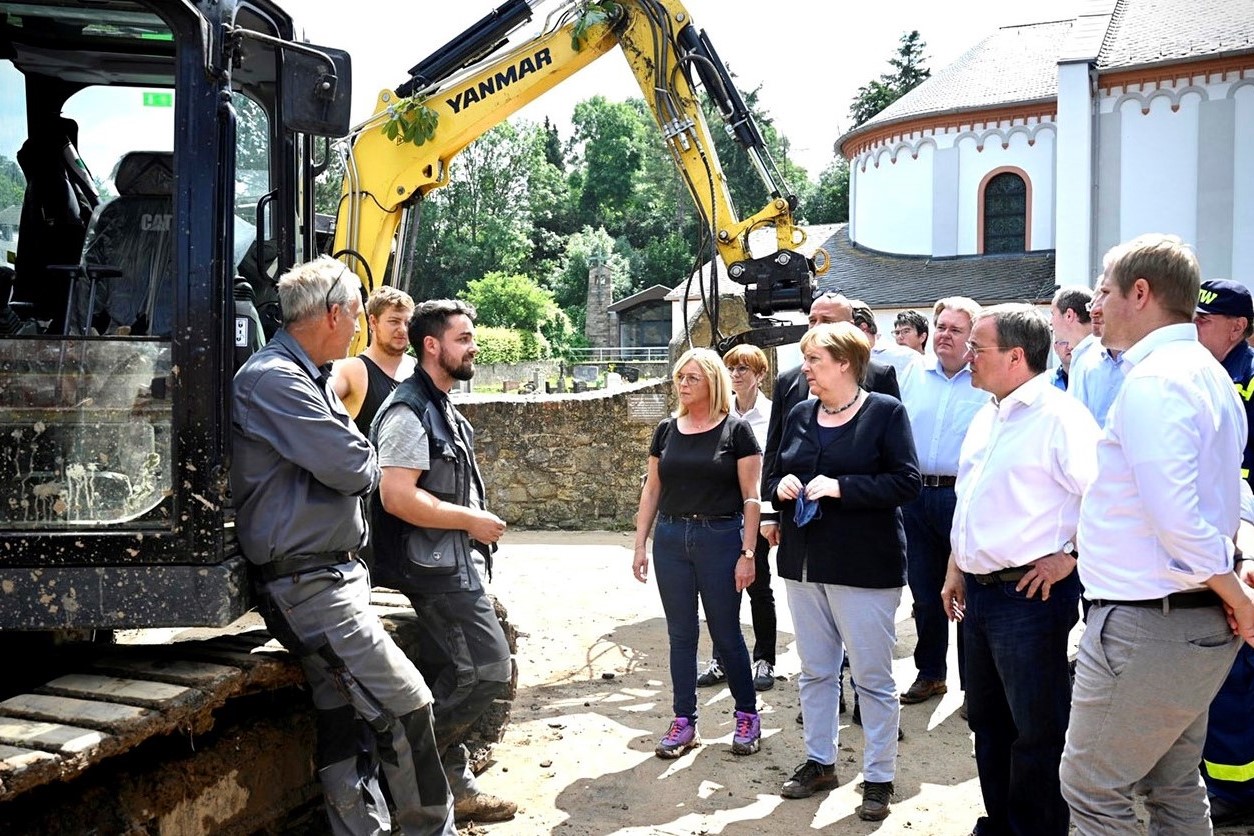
[964,570,1080,836]
[653,515,756,719]
[904,486,964,686]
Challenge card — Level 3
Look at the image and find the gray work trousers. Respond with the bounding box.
[258,558,456,835]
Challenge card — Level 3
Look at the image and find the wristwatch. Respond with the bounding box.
[1061,540,1077,558]
[739,549,755,559]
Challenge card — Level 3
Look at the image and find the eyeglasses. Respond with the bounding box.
[675,374,706,386]
[965,341,1011,356]
[892,328,916,337]
[726,365,754,375]
[325,265,350,315]
[1053,338,1070,348]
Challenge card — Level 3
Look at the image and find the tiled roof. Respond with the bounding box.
[1097,0,1254,70]
[815,226,1057,307]
[842,20,1073,143]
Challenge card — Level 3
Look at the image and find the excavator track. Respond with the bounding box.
[0,591,517,834]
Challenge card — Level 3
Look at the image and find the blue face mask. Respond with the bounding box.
[794,493,822,527]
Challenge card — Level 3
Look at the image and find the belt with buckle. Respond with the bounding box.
[921,474,956,488]
[254,551,356,582]
[659,512,741,522]
[1087,590,1222,613]
[971,566,1031,586]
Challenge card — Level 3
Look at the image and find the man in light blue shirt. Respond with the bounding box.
[1067,281,1127,425]
[897,296,989,709]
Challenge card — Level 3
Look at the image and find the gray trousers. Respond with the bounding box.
[786,579,901,781]
[1060,602,1240,836]
[258,559,456,836]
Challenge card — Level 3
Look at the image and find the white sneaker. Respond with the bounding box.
[753,659,775,691]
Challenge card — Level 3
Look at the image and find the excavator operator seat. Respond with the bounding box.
[69,151,175,336]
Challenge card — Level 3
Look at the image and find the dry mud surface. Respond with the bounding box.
[446,531,1254,836]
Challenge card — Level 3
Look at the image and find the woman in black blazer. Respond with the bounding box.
[766,322,920,821]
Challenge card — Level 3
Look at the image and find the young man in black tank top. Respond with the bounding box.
[332,286,418,435]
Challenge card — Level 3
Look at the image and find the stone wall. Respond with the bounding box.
[456,379,670,530]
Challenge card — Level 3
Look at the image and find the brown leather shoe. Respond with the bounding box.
[454,792,518,823]
[900,677,947,704]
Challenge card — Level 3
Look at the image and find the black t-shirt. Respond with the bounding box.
[649,415,760,517]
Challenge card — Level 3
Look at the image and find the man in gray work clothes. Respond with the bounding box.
[231,255,455,835]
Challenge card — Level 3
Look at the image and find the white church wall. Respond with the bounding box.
[1115,92,1201,247]
[851,143,936,255]
[1232,82,1254,284]
[851,118,1056,259]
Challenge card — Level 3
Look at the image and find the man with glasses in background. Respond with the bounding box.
[1049,286,1093,391]
[231,256,454,835]
[897,296,988,715]
[894,310,929,355]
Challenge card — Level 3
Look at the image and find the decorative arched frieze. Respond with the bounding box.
[1229,79,1254,99]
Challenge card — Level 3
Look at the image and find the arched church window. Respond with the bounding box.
[982,172,1027,253]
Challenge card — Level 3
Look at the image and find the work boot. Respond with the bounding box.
[900,677,947,704]
[453,792,517,823]
[781,759,839,799]
[857,780,894,821]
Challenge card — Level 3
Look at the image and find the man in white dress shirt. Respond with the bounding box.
[1058,233,1254,835]
[942,304,1100,836]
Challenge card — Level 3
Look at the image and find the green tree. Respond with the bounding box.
[313,144,346,219]
[527,121,575,282]
[0,154,23,211]
[806,158,850,224]
[849,31,931,128]
[401,122,537,299]
[568,97,648,233]
[462,271,558,331]
[546,225,631,328]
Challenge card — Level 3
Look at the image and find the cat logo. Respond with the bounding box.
[1199,288,1219,306]
[142,213,172,231]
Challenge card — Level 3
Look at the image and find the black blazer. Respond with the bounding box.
[761,360,900,503]
[765,393,920,588]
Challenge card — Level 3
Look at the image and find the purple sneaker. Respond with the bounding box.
[731,710,761,755]
[655,717,700,758]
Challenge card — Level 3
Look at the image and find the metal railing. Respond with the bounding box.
[565,346,669,363]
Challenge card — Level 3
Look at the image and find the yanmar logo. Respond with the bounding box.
[445,49,553,114]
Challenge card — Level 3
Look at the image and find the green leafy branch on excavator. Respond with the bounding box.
[572,2,621,51]
[381,96,440,147]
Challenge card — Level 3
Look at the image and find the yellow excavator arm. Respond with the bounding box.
[332,0,816,350]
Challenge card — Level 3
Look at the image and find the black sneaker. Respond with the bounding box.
[781,759,839,799]
[857,780,894,821]
[696,658,725,687]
